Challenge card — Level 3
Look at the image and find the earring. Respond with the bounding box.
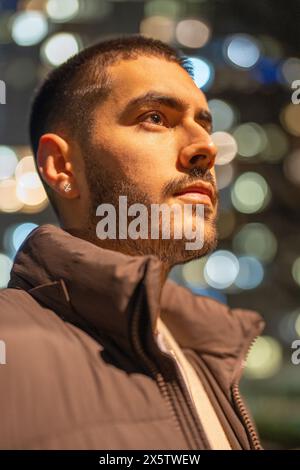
[63,182,72,193]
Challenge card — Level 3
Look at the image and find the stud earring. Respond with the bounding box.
[63,182,72,193]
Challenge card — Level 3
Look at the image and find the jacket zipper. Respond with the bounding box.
[177,335,264,450]
[231,335,263,450]
[231,383,262,450]
[130,302,209,450]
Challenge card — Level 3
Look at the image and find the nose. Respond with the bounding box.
[178,130,217,172]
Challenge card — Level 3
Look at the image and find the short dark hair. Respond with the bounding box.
[29,34,193,217]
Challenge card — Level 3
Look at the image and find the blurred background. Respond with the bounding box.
[0,0,300,449]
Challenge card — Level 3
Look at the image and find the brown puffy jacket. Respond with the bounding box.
[0,224,265,450]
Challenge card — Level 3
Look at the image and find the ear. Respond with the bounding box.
[37,133,80,199]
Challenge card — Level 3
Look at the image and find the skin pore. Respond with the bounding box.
[37,55,219,294]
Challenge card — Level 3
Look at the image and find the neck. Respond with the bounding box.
[63,224,170,335]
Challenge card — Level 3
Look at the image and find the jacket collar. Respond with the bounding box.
[8,224,265,389]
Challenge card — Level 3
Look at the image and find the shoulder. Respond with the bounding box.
[0,288,98,367]
[0,287,65,331]
[163,279,264,326]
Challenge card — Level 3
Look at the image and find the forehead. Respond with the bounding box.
[106,55,209,110]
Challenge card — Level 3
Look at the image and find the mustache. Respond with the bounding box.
[162,168,218,204]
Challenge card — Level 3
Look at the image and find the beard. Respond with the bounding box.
[81,147,218,268]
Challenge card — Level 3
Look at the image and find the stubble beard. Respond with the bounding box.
[82,149,218,268]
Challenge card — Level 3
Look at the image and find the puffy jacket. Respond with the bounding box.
[0,224,265,450]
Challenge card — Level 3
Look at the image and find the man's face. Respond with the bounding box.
[81,55,218,266]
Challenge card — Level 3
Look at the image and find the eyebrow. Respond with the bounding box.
[120,90,213,128]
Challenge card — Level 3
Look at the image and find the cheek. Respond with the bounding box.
[92,126,179,197]
[105,128,172,171]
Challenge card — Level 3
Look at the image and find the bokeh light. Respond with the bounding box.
[235,256,264,289]
[41,33,81,66]
[14,156,48,209]
[204,250,239,289]
[233,123,268,158]
[11,11,48,46]
[244,336,282,379]
[233,223,277,263]
[280,103,300,137]
[140,16,175,42]
[15,155,36,180]
[0,179,23,213]
[0,146,18,180]
[224,34,260,69]
[4,222,39,255]
[16,172,48,206]
[46,0,80,22]
[208,99,236,132]
[176,19,210,48]
[231,172,271,214]
[13,223,39,251]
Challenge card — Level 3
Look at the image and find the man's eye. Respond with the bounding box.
[142,112,165,126]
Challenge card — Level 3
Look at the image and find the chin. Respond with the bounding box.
[175,233,217,266]
[149,221,218,267]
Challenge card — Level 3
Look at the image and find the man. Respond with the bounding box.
[0,35,265,450]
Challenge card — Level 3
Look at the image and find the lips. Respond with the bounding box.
[173,183,215,205]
